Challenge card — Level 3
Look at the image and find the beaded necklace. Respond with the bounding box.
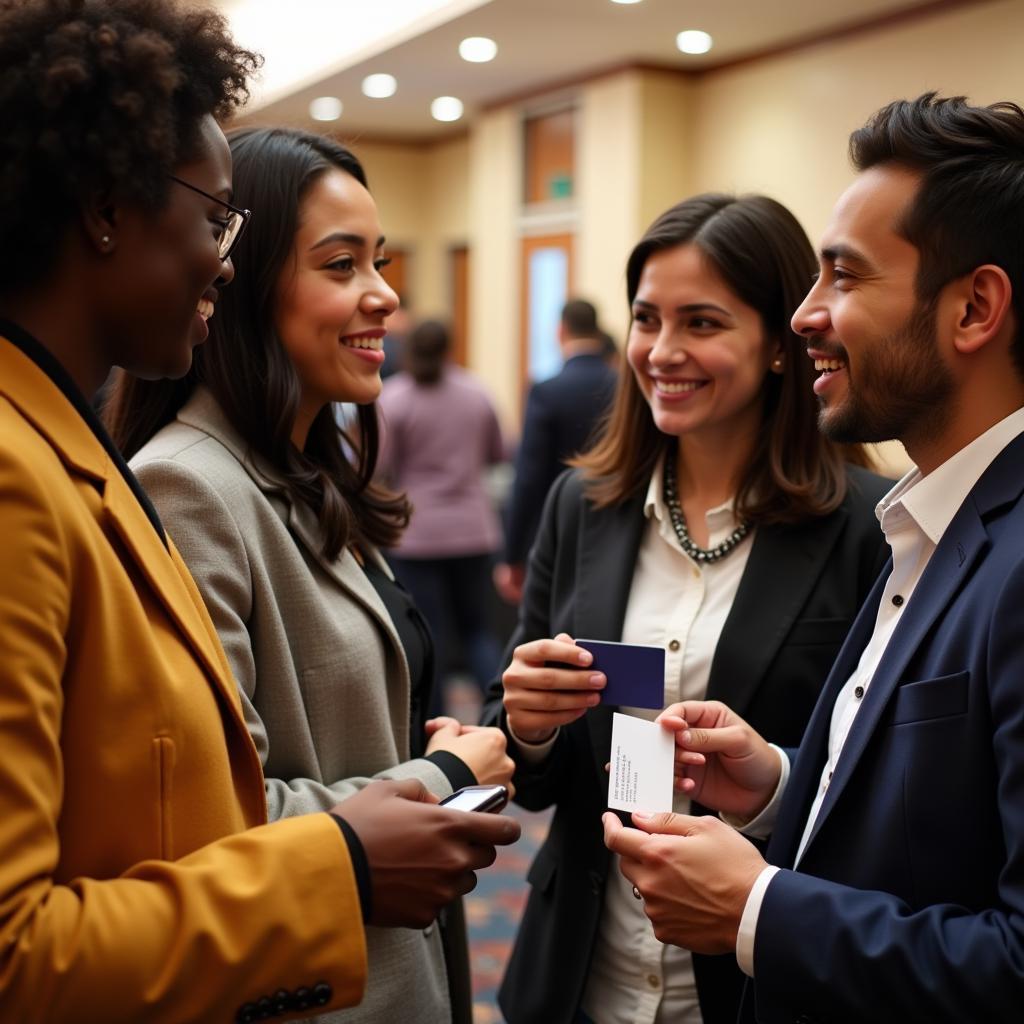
[662,453,752,564]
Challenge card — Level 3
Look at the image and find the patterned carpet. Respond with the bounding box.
[465,803,551,1022]
[445,678,551,1023]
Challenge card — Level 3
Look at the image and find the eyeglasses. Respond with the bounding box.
[168,174,251,262]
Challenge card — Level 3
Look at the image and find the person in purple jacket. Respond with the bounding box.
[379,319,506,716]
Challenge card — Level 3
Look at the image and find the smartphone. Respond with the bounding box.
[440,784,509,813]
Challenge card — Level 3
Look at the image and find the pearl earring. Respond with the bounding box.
[100,235,111,247]
[771,357,784,372]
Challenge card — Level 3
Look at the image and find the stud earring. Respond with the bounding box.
[100,235,111,247]
[771,357,784,372]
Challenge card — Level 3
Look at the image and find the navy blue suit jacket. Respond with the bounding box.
[503,353,616,565]
[748,431,1024,1023]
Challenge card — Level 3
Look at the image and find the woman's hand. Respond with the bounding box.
[501,632,605,744]
[426,720,515,789]
[656,700,781,820]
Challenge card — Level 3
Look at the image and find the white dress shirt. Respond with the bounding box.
[567,457,755,1024]
[735,407,1024,977]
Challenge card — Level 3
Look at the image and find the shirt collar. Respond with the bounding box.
[876,407,1024,544]
[643,451,737,529]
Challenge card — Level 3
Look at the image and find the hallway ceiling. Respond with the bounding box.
[219,0,973,140]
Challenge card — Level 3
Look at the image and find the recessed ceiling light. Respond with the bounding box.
[610,0,643,5]
[458,36,497,63]
[431,96,464,123]
[676,30,713,55]
[309,96,343,121]
[362,73,397,99]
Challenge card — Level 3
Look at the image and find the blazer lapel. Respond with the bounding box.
[0,344,245,727]
[575,489,647,783]
[767,573,886,868]
[101,470,248,718]
[707,511,849,716]
[795,486,993,860]
[286,499,408,643]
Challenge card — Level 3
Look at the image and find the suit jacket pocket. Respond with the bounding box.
[890,670,969,726]
[527,846,557,895]
[785,616,851,647]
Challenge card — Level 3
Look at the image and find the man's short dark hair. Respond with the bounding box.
[0,0,260,293]
[561,298,599,338]
[850,92,1024,373]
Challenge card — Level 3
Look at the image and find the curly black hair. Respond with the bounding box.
[0,0,260,292]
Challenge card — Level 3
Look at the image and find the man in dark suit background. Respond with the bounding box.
[495,298,617,604]
[604,93,1024,1021]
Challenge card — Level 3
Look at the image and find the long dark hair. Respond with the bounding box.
[575,193,870,522]
[104,126,409,558]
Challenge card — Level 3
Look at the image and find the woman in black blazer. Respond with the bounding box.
[481,194,892,1024]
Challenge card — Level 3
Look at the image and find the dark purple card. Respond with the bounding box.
[576,639,665,709]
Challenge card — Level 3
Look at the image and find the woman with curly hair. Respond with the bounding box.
[0,3,518,1022]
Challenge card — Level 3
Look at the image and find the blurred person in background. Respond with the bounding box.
[379,319,506,719]
[482,194,891,1024]
[494,298,618,604]
[105,127,515,1024]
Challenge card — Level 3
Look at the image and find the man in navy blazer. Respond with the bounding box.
[604,93,1024,1021]
[495,299,617,603]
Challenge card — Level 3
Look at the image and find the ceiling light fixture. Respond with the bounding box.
[458,36,497,63]
[431,96,464,122]
[309,96,343,121]
[676,30,713,55]
[362,73,398,98]
[610,0,643,5]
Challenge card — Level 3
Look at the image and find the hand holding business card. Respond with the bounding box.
[575,639,665,709]
[607,712,675,814]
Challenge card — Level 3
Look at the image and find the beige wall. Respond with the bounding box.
[576,70,696,348]
[468,106,522,427]
[692,0,1024,242]
[352,135,471,320]
[576,72,643,349]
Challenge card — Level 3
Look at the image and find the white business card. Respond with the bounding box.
[607,712,674,815]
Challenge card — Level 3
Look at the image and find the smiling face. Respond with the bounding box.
[792,164,955,447]
[626,243,779,448]
[104,115,235,381]
[273,168,397,426]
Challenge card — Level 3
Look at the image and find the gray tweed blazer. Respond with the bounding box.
[132,388,455,1024]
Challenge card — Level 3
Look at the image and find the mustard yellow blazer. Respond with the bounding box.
[0,336,367,1022]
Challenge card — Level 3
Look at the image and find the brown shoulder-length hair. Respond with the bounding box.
[574,193,870,522]
[103,126,409,559]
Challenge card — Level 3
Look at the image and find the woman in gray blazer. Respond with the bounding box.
[105,127,514,1024]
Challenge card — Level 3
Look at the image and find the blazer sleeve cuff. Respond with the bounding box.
[507,718,559,764]
[424,750,477,791]
[329,814,372,923]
